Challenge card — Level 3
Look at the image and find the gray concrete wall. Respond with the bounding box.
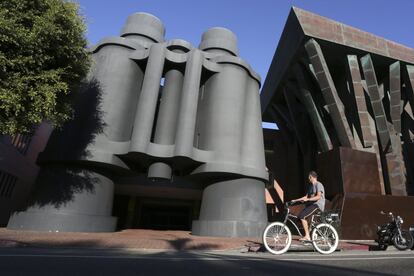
[8,13,268,237]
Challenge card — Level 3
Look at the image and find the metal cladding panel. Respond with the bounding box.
[340,194,414,240]
[293,7,414,64]
[316,147,382,196]
[293,65,332,152]
[360,54,392,152]
[305,39,355,148]
[406,65,414,115]
[346,55,375,148]
[389,61,401,133]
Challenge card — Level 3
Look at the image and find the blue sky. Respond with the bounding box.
[77,0,414,129]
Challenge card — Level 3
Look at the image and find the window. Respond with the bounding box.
[11,133,32,155]
[0,171,17,198]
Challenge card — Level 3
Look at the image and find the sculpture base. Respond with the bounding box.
[7,169,117,233]
[192,178,267,237]
[192,220,267,237]
[7,211,117,233]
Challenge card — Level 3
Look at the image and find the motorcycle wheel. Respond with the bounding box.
[392,230,414,251]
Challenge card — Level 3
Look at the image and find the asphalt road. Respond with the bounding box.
[0,247,413,276]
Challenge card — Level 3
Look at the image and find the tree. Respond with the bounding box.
[0,0,90,135]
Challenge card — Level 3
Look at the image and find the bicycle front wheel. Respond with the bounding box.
[311,223,339,254]
[262,222,292,255]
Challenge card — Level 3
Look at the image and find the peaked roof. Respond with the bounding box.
[261,7,414,114]
[293,7,414,64]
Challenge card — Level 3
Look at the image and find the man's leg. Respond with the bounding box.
[298,204,319,240]
[301,218,310,240]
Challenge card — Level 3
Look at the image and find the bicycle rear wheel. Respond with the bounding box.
[262,222,292,255]
[311,223,339,254]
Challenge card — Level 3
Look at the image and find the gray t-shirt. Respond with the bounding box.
[307,181,325,211]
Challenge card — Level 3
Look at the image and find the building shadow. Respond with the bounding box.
[22,79,106,209]
[40,79,105,161]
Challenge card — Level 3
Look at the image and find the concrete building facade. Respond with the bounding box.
[6,13,268,237]
[2,8,414,240]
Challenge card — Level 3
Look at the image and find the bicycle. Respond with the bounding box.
[262,201,340,255]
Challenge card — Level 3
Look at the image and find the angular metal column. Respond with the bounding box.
[346,55,375,148]
[360,54,391,152]
[361,55,406,195]
[293,65,333,152]
[305,39,355,148]
[406,65,414,121]
[389,61,402,134]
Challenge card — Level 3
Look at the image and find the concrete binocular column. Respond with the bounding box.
[89,40,144,143]
[148,40,192,179]
[8,171,117,232]
[191,28,267,237]
[120,12,165,44]
[7,13,165,233]
[192,179,267,237]
[173,49,204,156]
[8,13,268,237]
[199,27,239,56]
[130,43,166,151]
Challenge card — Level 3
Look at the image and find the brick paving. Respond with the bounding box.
[0,228,374,252]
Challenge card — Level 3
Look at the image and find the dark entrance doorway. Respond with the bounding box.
[139,204,191,230]
[112,195,197,231]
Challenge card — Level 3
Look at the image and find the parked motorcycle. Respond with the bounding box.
[376,211,414,251]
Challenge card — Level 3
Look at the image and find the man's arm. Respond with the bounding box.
[291,195,309,202]
[305,191,322,202]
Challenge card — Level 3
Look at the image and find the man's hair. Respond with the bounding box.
[309,171,318,178]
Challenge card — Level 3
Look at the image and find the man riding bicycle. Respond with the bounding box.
[291,171,325,242]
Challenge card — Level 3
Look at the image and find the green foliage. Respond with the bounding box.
[0,0,90,135]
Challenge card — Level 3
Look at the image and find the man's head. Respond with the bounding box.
[308,171,318,184]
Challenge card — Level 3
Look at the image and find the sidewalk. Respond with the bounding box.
[0,228,375,252]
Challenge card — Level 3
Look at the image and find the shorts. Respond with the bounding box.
[298,204,320,220]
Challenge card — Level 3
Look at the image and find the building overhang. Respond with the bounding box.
[261,7,414,119]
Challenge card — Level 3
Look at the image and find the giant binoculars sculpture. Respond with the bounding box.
[8,13,268,237]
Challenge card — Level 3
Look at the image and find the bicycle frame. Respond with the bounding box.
[263,202,340,255]
[282,203,323,237]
